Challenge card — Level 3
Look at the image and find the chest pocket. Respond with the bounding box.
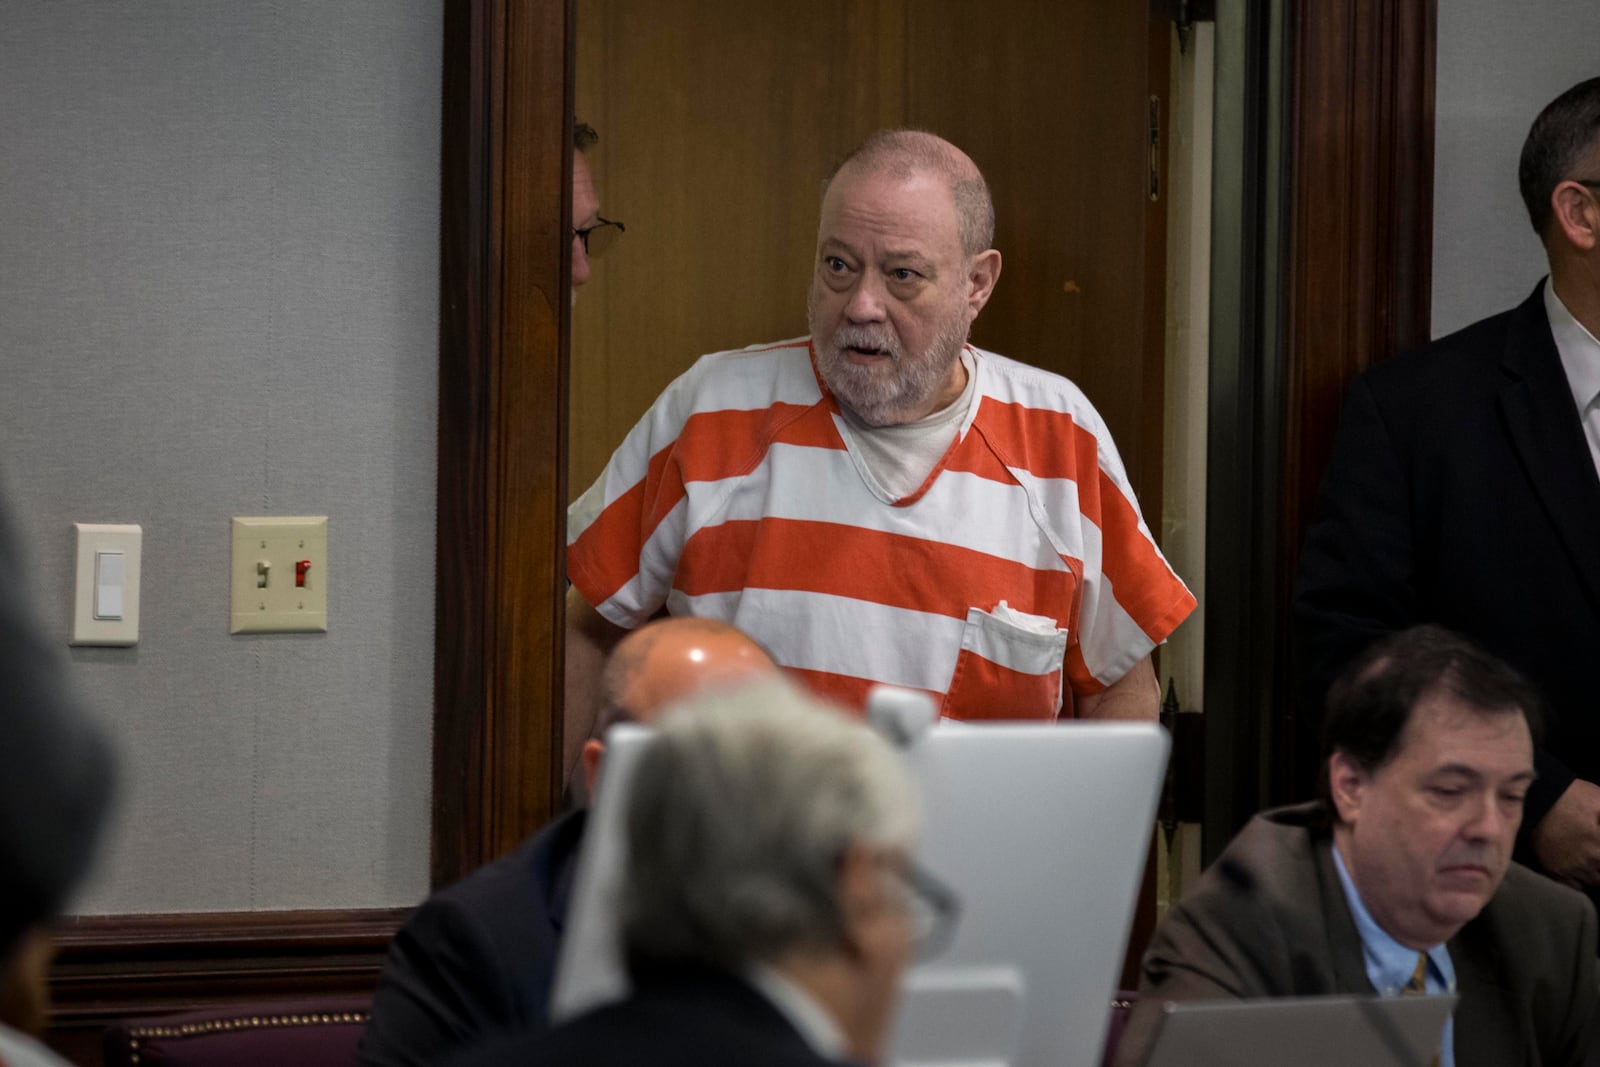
[939,601,1069,721]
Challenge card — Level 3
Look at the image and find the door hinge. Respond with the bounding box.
[1148,96,1161,203]
[1158,678,1205,854]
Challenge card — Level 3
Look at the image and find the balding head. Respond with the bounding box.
[823,129,995,256]
[577,618,780,802]
[600,618,778,728]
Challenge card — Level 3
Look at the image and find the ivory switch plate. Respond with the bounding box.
[230,516,328,634]
[72,523,142,646]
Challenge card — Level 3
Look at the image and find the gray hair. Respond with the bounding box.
[823,128,996,256]
[620,680,920,971]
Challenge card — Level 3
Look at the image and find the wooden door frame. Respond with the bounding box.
[431,0,573,888]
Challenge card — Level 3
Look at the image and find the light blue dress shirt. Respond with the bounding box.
[1332,845,1455,1067]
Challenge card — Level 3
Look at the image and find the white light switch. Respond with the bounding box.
[94,551,125,619]
[73,524,141,646]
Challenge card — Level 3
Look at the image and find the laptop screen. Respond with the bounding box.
[1141,993,1456,1067]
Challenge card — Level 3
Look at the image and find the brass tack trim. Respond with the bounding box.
[119,1010,369,1057]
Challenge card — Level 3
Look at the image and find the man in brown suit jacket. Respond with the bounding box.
[1119,627,1597,1067]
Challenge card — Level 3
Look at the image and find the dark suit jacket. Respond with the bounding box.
[1117,803,1598,1067]
[1294,282,1600,834]
[439,964,853,1067]
[357,808,587,1067]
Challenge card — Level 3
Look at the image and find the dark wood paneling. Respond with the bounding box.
[1284,0,1435,561]
[46,909,405,1066]
[1278,0,1435,790]
[433,0,571,888]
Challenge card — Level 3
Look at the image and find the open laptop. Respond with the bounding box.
[1141,994,1457,1067]
[551,707,1170,1067]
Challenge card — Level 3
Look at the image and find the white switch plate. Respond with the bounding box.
[230,516,328,634]
[72,523,141,646]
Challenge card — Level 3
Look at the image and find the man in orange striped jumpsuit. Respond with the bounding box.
[565,129,1195,768]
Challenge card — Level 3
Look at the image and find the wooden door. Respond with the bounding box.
[570,1,1169,516]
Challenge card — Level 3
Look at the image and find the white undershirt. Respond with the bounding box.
[1544,280,1600,480]
[745,963,848,1060]
[836,348,979,503]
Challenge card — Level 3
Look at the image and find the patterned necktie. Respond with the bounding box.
[1403,951,1428,994]
[1402,952,1442,1066]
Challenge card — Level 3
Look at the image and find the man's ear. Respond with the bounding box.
[965,249,1002,318]
[1327,751,1368,825]
[1551,181,1600,253]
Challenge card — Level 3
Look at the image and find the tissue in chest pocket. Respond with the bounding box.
[940,601,1069,721]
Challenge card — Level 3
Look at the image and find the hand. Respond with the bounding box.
[1532,779,1600,887]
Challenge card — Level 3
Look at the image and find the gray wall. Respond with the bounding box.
[0,3,440,912]
[1432,0,1600,336]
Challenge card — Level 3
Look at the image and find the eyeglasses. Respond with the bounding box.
[573,216,626,258]
[894,861,963,962]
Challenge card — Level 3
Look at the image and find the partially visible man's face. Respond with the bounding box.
[1331,693,1534,949]
[836,845,921,1063]
[571,150,600,289]
[807,166,981,426]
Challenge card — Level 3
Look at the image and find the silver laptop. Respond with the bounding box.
[1141,994,1457,1067]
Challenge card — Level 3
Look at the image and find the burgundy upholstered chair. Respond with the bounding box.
[102,997,369,1067]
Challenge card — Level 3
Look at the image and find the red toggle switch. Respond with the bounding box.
[295,560,312,588]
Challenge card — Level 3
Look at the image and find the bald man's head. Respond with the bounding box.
[599,618,778,729]
[578,618,780,802]
[822,129,995,256]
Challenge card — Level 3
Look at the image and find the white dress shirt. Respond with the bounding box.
[1544,280,1600,481]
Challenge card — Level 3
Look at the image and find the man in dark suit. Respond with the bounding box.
[357,617,777,1067]
[1119,627,1597,1067]
[443,679,943,1067]
[1295,77,1600,894]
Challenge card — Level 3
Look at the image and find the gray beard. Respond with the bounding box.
[810,306,970,427]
